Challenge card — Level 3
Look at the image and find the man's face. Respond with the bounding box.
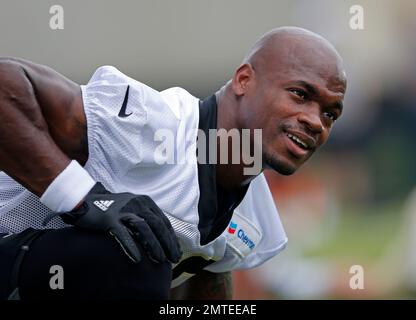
[239,55,346,175]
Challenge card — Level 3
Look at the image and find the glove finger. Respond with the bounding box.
[149,208,182,262]
[122,214,167,263]
[133,209,182,263]
[135,196,177,235]
[145,198,178,236]
[109,224,142,264]
[123,196,182,262]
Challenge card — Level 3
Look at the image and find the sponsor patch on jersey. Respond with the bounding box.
[226,211,262,258]
[228,221,237,234]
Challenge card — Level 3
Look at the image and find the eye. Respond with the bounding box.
[324,111,338,122]
[288,88,308,100]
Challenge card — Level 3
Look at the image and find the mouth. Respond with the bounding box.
[284,131,316,159]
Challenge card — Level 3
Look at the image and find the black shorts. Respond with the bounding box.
[0,227,172,300]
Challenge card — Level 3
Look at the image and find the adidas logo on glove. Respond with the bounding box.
[93,200,114,211]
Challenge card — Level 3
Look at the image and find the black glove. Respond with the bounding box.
[42,183,182,264]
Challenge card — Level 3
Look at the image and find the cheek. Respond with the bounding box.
[261,118,285,155]
[263,116,279,139]
[242,99,270,130]
[318,128,331,146]
[243,89,290,136]
[263,102,292,135]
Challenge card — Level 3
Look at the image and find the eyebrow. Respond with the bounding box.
[291,80,344,113]
[292,80,318,96]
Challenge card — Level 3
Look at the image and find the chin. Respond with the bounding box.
[263,152,298,175]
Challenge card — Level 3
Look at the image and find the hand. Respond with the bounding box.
[43,183,182,264]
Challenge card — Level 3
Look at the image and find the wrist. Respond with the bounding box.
[40,160,96,212]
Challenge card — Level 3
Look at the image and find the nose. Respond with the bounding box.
[298,107,324,134]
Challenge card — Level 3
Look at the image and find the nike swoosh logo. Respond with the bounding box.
[118,85,132,117]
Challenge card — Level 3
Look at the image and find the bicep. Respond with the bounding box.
[170,271,233,300]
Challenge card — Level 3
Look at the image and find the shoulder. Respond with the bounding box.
[84,66,199,123]
[160,87,199,121]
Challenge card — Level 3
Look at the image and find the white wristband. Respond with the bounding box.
[40,160,96,212]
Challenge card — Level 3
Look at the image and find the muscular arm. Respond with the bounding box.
[0,57,87,196]
[170,271,233,300]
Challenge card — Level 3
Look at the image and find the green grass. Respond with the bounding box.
[303,201,404,264]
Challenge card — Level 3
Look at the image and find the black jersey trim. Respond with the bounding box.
[197,95,250,245]
[197,95,219,245]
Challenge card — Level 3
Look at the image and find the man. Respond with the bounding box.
[0,26,346,299]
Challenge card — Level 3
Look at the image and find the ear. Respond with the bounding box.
[231,63,255,96]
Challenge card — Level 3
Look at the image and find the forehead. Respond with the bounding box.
[264,37,347,94]
[277,58,345,94]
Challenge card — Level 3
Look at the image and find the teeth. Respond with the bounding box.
[287,133,308,149]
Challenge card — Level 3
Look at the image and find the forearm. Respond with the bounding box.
[0,59,71,196]
[170,271,233,300]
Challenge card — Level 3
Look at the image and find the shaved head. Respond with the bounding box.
[244,26,346,87]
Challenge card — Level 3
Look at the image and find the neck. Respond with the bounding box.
[215,84,260,190]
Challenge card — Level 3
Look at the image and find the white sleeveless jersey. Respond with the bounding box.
[0,66,287,287]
